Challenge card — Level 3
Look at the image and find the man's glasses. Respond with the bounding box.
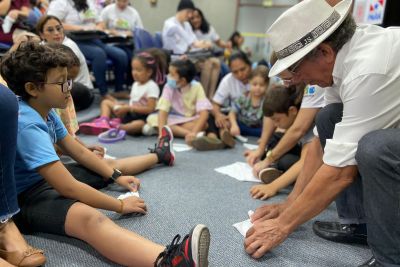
[281,57,306,86]
[44,25,64,34]
[40,80,73,93]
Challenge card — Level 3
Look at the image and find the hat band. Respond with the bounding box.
[276,11,341,60]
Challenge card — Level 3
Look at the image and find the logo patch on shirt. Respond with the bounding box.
[304,86,316,97]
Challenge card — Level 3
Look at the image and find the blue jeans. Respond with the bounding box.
[237,121,262,137]
[76,39,129,96]
[317,104,400,265]
[0,85,19,221]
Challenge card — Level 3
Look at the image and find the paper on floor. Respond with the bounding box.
[102,147,117,159]
[118,191,140,200]
[233,210,254,237]
[215,162,261,183]
[173,143,192,152]
[243,143,259,151]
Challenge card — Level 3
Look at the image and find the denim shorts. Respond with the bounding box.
[14,163,112,236]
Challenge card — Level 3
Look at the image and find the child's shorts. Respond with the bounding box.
[122,112,148,124]
[13,163,112,236]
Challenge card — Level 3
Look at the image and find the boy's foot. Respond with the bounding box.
[142,124,158,136]
[155,224,210,267]
[192,136,225,151]
[259,168,283,184]
[150,126,175,166]
[79,117,110,135]
[220,130,235,148]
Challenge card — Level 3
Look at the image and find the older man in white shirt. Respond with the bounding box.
[244,1,400,266]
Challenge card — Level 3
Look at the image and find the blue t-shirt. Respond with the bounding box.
[14,100,68,194]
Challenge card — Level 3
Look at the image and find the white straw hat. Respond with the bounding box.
[267,0,352,77]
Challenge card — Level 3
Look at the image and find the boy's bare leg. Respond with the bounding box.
[65,203,165,267]
[100,99,116,118]
[106,154,158,175]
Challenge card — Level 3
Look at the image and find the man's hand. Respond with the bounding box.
[250,202,289,223]
[115,176,141,192]
[244,218,290,259]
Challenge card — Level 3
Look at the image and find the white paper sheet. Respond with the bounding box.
[173,143,192,152]
[215,162,261,183]
[117,191,140,200]
[233,210,254,237]
[243,143,259,150]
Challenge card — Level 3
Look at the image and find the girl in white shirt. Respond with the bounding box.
[80,49,167,135]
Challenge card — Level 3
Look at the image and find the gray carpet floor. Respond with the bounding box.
[23,122,372,266]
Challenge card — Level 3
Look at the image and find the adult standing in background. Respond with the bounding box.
[244,1,400,266]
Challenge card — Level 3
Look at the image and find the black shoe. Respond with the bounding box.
[358,257,383,267]
[312,221,368,245]
[149,126,175,166]
[154,224,210,267]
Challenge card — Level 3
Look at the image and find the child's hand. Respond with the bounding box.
[230,125,240,136]
[252,159,271,178]
[215,113,229,128]
[120,196,147,215]
[115,176,141,192]
[245,149,263,166]
[87,145,105,158]
[185,132,196,146]
[250,184,278,200]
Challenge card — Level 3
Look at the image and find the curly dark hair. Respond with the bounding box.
[72,0,89,12]
[0,42,70,100]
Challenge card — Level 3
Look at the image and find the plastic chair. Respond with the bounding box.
[133,28,156,50]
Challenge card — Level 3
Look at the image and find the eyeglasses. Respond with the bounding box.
[40,80,73,93]
[44,25,64,34]
[280,57,306,86]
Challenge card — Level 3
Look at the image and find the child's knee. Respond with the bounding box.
[67,203,110,234]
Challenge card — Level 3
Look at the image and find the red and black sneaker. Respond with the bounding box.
[155,224,210,267]
[150,125,175,166]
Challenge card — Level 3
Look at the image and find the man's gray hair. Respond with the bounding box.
[323,14,356,52]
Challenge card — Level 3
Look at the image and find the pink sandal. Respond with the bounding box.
[79,117,111,135]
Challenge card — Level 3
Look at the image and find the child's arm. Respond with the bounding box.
[191,110,209,134]
[130,98,157,115]
[228,111,240,136]
[57,135,139,192]
[37,161,146,215]
[250,143,310,200]
[158,110,168,137]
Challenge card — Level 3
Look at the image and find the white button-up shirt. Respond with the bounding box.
[323,24,400,167]
[162,17,196,55]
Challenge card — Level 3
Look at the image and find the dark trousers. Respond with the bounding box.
[0,85,19,221]
[316,103,400,265]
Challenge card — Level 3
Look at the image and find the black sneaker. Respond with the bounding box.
[150,126,175,166]
[312,221,368,245]
[358,257,383,267]
[155,224,210,267]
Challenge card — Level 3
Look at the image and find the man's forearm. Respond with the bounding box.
[286,137,323,202]
[279,164,358,233]
[211,102,222,117]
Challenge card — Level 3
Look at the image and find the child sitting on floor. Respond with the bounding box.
[145,60,212,146]
[1,41,210,267]
[228,65,269,138]
[80,49,167,135]
[250,85,314,200]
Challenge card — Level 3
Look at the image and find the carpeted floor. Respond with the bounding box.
[23,116,372,266]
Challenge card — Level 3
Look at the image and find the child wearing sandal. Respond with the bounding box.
[80,49,167,136]
[2,42,210,267]
[250,85,314,200]
[228,65,269,138]
[145,60,212,146]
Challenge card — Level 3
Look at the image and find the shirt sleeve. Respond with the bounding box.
[47,0,68,21]
[212,75,231,105]
[146,82,160,99]
[134,10,144,29]
[324,74,400,167]
[193,82,212,112]
[301,85,326,108]
[156,85,173,112]
[49,110,68,141]
[17,123,60,170]
[210,27,220,42]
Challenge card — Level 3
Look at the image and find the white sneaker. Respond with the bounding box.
[142,124,157,136]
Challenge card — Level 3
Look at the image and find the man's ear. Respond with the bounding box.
[24,82,40,98]
[318,43,336,65]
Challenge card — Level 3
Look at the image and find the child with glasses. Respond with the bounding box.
[1,41,210,267]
